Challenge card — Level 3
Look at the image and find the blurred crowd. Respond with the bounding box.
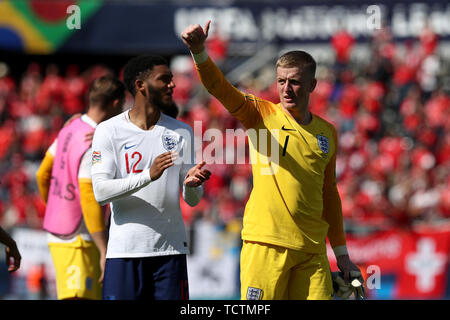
[0,25,448,237]
[324,26,450,230]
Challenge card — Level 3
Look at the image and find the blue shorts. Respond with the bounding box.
[102,254,189,300]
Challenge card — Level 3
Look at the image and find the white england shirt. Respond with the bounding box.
[91,109,202,258]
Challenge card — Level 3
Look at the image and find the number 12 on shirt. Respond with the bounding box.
[125,152,143,174]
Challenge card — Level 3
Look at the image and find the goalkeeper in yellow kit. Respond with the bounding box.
[181,21,364,300]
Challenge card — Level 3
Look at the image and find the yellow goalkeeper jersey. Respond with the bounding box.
[196,57,346,254]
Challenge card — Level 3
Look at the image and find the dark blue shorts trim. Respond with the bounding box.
[102,254,189,300]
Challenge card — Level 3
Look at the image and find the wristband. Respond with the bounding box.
[191,49,209,64]
[333,245,348,257]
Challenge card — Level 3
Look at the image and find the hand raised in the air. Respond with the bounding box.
[149,152,178,181]
[181,20,211,54]
[184,161,211,187]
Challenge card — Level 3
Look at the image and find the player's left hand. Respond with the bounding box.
[331,271,353,299]
[184,161,211,187]
[336,254,360,282]
[348,270,366,300]
[332,270,366,300]
[336,255,366,299]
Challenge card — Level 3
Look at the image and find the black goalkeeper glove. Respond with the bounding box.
[331,270,366,300]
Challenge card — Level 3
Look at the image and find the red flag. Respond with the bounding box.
[396,227,449,299]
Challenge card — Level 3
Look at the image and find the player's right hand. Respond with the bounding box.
[149,151,178,181]
[181,20,211,54]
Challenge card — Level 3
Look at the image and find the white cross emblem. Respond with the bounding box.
[405,238,446,292]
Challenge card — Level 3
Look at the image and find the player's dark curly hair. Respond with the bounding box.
[123,54,169,96]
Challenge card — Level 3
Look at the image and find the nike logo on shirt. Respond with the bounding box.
[281,125,296,131]
[124,144,137,150]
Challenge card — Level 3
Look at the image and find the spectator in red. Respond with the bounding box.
[424,89,450,129]
[377,134,409,170]
[419,21,439,57]
[436,132,450,166]
[0,120,17,160]
[392,40,422,108]
[205,25,228,65]
[331,29,355,65]
[439,186,450,218]
[171,56,195,107]
[62,64,88,115]
[2,153,28,193]
[7,63,41,120]
[0,62,15,97]
[35,64,65,115]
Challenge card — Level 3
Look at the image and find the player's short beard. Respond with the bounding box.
[147,84,171,111]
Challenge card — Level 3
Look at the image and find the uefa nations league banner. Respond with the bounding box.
[0,0,449,55]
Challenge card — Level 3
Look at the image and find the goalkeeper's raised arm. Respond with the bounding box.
[181,21,262,129]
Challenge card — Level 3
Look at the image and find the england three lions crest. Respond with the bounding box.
[162,133,180,152]
[317,134,329,154]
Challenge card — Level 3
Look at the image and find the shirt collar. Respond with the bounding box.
[81,114,97,128]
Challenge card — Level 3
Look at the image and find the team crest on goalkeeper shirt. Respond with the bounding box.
[162,133,179,151]
[316,134,329,154]
[246,287,263,300]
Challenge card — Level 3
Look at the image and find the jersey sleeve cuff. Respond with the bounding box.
[191,49,209,65]
[145,169,152,182]
[333,245,348,257]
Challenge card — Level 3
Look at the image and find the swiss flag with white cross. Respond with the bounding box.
[395,228,449,299]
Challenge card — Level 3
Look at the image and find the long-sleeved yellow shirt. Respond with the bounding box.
[196,57,346,254]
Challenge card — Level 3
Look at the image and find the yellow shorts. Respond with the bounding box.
[240,241,333,300]
[48,235,102,300]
